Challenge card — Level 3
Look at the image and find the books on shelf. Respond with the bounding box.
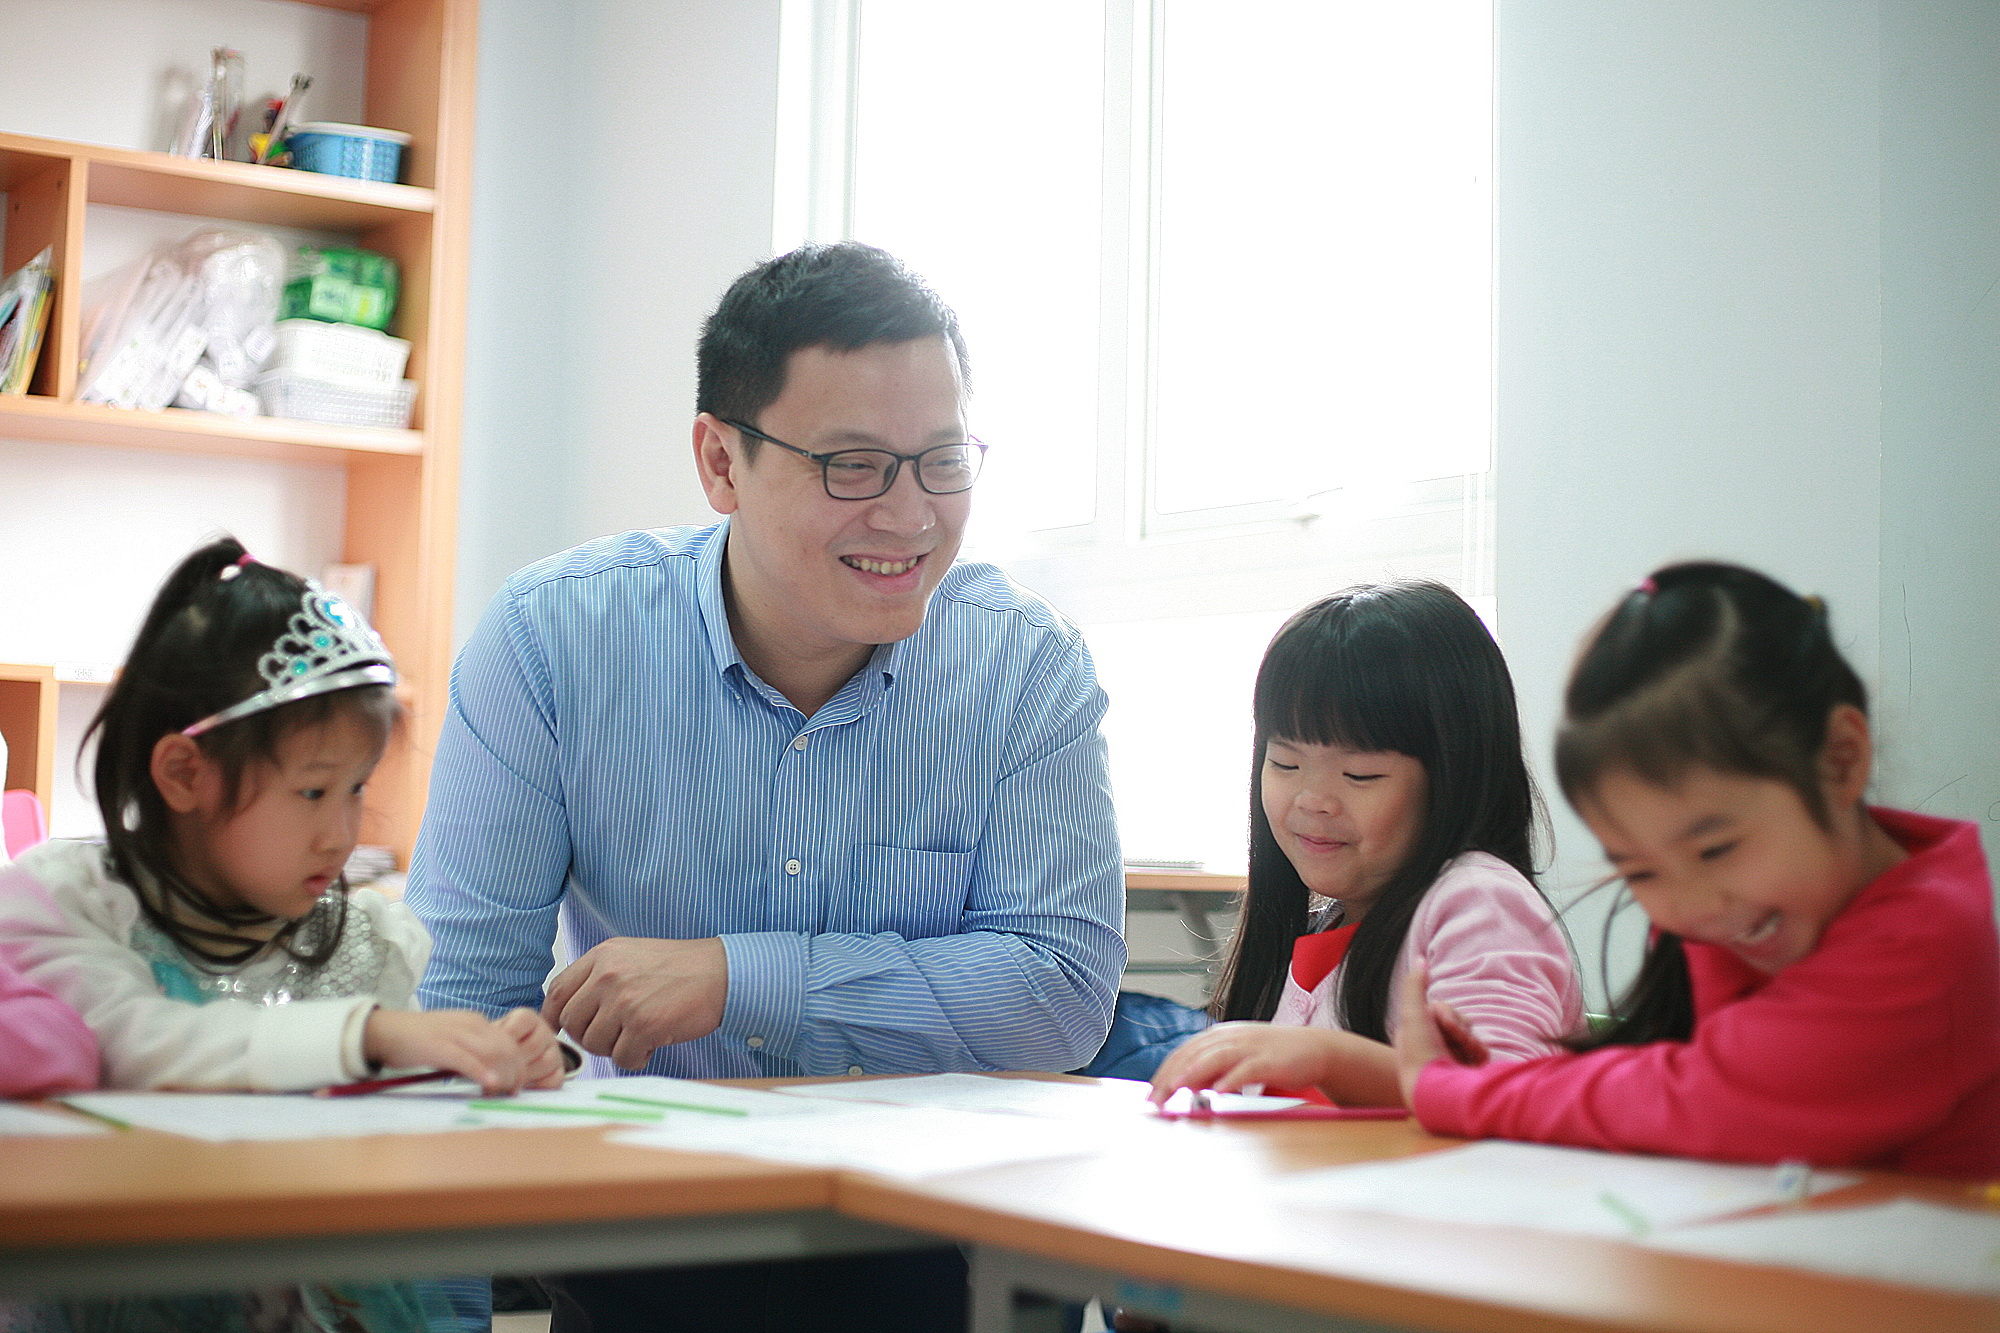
[0,247,55,395]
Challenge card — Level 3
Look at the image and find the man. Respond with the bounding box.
[406,243,1125,1329]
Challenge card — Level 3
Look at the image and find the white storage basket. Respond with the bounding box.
[270,318,412,384]
[257,368,417,429]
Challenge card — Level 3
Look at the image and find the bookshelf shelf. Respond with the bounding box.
[0,0,476,863]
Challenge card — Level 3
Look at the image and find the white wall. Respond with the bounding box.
[1876,2,2000,870]
[455,0,782,640]
[1497,1,2000,1002]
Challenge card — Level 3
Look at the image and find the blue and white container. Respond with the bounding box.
[287,122,411,184]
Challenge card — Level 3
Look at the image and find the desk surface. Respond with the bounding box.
[0,1122,829,1250]
[4,1087,1996,1333]
[838,1115,2000,1333]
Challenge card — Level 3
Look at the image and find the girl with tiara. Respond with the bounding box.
[0,537,564,1331]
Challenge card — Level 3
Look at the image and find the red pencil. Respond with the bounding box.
[314,1069,458,1098]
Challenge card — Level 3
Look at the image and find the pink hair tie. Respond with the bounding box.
[219,552,256,582]
[1637,576,1658,595]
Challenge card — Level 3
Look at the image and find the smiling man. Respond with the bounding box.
[405,244,1124,1331]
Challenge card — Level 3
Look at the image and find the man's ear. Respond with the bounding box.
[151,733,211,815]
[693,414,741,515]
[1819,703,1873,810]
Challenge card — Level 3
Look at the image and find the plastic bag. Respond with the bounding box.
[77,228,283,414]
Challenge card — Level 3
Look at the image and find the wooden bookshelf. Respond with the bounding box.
[0,665,58,810]
[0,0,477,864]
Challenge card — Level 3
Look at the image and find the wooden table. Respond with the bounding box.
[0,1121,929,1301]
[3,1086,1996,1333]
[844,1116,2000,1333]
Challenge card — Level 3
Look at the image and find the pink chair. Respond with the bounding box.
[2,789,48,858]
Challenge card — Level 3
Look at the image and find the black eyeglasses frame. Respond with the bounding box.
[719,417,987,500]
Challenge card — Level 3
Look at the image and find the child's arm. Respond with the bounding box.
[1149,1022,1402,1106]
[1397,863,1583,1060]
[0,956,99,1096]
[363,1006,567,1094]
[1392,899,1995,1168]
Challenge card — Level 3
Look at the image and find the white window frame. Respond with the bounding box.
[774,0,1497,627]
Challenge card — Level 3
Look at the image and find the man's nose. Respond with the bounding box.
[865,463,937,531]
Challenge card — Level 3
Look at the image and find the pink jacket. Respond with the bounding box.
[0,951,97,1097]
[1414,809,2000,1179]
[1273,851,1584,1060]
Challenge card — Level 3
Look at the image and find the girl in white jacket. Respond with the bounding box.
[0,537,561,1332]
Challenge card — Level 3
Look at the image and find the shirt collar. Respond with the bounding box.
[694,518,747,679]
[693,516,910,695]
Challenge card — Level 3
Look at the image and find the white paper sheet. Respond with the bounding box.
[62,1077,847,1141]
[614,1103,1128,1178]
[64,1092,487,1140]
[0,1102,108,1136]
[1647,1199,2000,1295]
[776,1073,1158,1118]
[1280,1141,1857,1238]
[776,1075,1305,1121]
[466,1076,844,1125]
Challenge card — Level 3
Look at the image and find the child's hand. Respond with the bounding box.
[363,1007,567,1095]
[1390,966,1488,1107]
[1148,1022,1400,1107]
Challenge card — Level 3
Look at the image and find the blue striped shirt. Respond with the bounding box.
[406,521,1125,1079]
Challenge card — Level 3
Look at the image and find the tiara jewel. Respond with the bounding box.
[181,583,398,737]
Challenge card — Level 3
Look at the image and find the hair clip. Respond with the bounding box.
[1637,576,1658,596]
[218,552,257,582]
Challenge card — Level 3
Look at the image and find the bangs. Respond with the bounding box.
[1253,594,1434,759]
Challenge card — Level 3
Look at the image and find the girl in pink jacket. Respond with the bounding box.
[1396,562,2000,1178]
[1151,581,1583,1108]
[0,952,96,1097]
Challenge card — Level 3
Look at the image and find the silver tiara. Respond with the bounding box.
[181,583,397,737]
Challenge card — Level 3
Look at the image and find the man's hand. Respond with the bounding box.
[542,937,729,1070]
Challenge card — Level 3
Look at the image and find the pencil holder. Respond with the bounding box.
[287,123,410,184]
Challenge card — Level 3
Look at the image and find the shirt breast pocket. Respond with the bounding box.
[833,844,975,940]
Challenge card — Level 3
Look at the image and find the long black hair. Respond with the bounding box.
[1556,561,1867,1050]
[83,537,399,969]
[1212,581,1545,1039]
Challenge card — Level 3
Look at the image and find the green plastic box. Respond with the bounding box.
[281,246,400,332]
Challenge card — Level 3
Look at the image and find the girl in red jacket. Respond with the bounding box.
[1395,561,2000,1179]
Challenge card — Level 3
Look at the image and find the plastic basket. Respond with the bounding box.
[256,368,416,430]
[270,319,411,384]
[288,123,410,184]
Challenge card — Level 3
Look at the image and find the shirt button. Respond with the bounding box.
[792,734,809,751]
[847,1065,863,1076]
[746,1036,765,1049]
[785,859,801,875]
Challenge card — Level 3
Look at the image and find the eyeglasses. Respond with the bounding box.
[720,417,987,500]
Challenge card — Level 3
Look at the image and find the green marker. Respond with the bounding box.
[594,1093,750,1118]
[60,1100,132,1131]
[1597,1189,1651,1237]
[468,1100,663,1123]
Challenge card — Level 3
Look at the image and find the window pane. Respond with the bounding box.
[850,0,1105,535]
[1151,0,1493,515]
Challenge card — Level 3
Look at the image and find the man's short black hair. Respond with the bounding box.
[696,243,970,446]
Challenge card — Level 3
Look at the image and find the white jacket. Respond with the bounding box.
[0,840,431,1091]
